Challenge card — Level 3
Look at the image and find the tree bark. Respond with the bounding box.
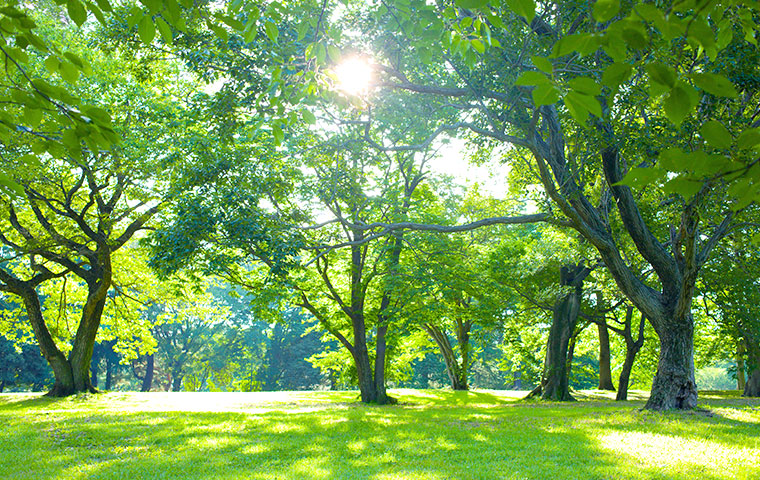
[615,308,646,401]
[743,337,760,397]
[644,314,697,409]
[141,354,154,392]
[17,285,76,396]
[530,263,590,401]
[597,322,615,390]
[105,353,114,390]
[424,323,469,390]
[737,340,747,391]
[171,372,183,392]
[90,348,100,390]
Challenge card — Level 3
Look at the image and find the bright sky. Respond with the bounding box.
[431,137,510,200]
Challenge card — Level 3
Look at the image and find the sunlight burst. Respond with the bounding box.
[334,56,374,96]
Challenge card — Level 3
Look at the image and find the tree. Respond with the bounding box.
[282,0,760,410]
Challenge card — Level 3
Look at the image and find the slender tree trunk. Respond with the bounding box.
[645,314,697,410]
[743,338,760,397]
[141,354,154,392]
[424,324,468,390]
[0,380,5,393]
[105,354,114,390]
[531,264,589,401]
[597,323,615,390]
[171,372,183,392]
[737,340,747,391]
[455,319,471,390]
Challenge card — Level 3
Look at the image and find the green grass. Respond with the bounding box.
[1,389,758,479]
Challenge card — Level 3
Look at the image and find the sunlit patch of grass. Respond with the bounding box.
[1,390,758,479]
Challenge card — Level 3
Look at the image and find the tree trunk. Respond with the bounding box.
[455,318,471,390]
[171,373,183,392]
[743,338,760,397]
[565,334,577,389]
[19,287,76,396]
[0,380,5,393]
[353,334,377,403]
[424,324,468,390]
[373,324,391,404]
[141,354,154,392]
[597,323,615,390]
[90,350,100,390]
[737,340,747,391]
[105,353,114,390]
[531,264,590,401]
[644,315,697,410]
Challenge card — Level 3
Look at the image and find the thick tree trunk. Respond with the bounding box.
[373,324,391,404]
[141,354,154,392]
[90,351,100,389]
[743,338,760,397]
[19,287,76,396]
[597,323,615,390]
[353,336,377,403]
[645,316,697,410]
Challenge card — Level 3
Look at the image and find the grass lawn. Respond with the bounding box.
[1,389,758,480]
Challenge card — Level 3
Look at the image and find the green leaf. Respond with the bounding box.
[265,20,279,42]
[551,33,599,58]
[737,128,760,150]
[658,148,689,172]
[506,0,535,23]
[139,0,162,14]
[83,106,112,125]
[699,121,731,149]
[532,84,560,106]
[514,71,549,86]
[663,176,702,200]
[564,92,589,124]
[531,56,553,74]
[272,124,284,145]
[568,77,601,96]
[646,62,676,88]
[155,17,172,43]
[663,84,696,126]
[59,61,80,83]
[471,38,485,53]
[691,72,738,98]
[23,107,42,128]
[601,62,632,89]
[615,167,665,189]
[454,0,489,8]
[593,0,620,23]
[44,56,60,74]
[0,172,24,197]
[138,15,156,44]
[67,0,87,27]
[301,109,316,124]
[566,91,602,118]
[327,44,341,62]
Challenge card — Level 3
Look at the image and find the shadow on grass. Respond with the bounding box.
[2,396,758,480]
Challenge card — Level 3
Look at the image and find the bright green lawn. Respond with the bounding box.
[1,389,758,480]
